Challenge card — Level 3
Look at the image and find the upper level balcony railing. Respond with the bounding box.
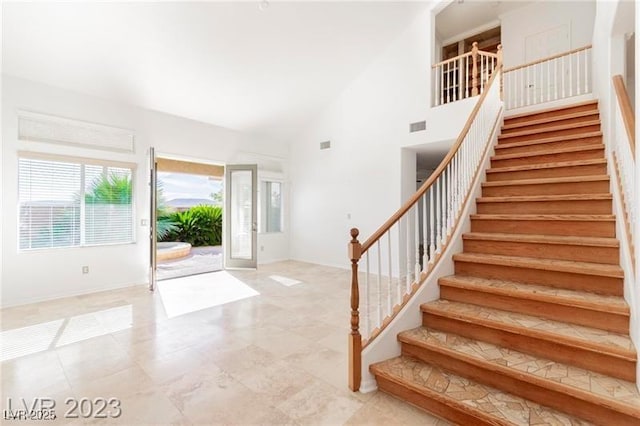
[503,45,592,110]
[432,42,501,107]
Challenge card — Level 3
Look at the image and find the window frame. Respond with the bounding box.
[258,178,285,235]
[17,152,137,252]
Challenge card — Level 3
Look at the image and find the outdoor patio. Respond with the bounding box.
[157,246,223,280]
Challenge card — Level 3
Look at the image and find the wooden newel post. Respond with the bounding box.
[348,228,362,392]
[471,41,479,96]
[497,44,504,101]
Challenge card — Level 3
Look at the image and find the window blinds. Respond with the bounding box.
[18,157,134,250]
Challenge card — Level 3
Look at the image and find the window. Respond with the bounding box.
[260,181,282,233]
[18,155,134,250]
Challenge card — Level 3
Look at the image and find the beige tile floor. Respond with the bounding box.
[1,261,448,425]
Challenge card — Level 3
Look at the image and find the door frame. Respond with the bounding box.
[150,152,226,286]
[224,164,258,269]
[149,147,157,291]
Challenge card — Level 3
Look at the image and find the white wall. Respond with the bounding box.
[288,5,433,268]
[1,75,289,307]
[500,1,596,68]
[417,97,477,146]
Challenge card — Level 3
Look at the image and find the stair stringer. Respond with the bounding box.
[359,109,503,393]
[605,133,640,390]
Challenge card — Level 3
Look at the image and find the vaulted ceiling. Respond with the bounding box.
[2,1,428,140]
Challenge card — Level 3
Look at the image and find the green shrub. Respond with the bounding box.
[156,217,178,240]
[162,205,222,246]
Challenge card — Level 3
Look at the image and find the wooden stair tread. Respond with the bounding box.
[477,194,612,203]
[453,252,624,278]
[398,327,640,416]
[495,131,602,150]
[370,356,592,426]
[462,232,619,247]
[501,110,600,131]
[470,214,616,222]
[421,300,636,358]
[486,159,607,174]
[498,120,601,140]
[439,275,629,315]
[504,100,598,121]
[482,175,609,188]
[491,144,604,161]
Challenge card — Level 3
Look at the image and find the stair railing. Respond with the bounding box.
[432,42,502,106]
[611,75,636,268]
[348,63,504,391]
[503,45,592,110]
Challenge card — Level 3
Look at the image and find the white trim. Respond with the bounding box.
[17,110,135,153]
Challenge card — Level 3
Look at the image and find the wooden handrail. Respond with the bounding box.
[612,75,636,157]
[431,49,497,69]
[361,67,502,253]
[503,44,592,73]
[431,51,472,69]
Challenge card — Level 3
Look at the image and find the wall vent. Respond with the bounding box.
[320,141,331,150]
[410,121,426,133]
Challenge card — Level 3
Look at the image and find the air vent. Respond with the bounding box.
[410,121,426,133]
[320,141,331,150]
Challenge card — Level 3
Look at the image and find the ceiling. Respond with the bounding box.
[436,0,534,42]
[2,1,428,141]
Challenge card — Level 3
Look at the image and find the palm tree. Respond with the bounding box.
[85,173,132,204]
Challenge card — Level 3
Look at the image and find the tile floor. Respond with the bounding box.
[1,261,447,425]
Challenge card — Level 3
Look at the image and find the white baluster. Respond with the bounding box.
[414,205,420,281]
[446,62,451,104]
[389,228,397,308]
[533,62,539,104]
[365,251,370,338]
[554,59,558,100]
[440,65,444,106]
[520,68,525,108]
[434,67,439,106]
[376,240,382,327]
[560,56,567,98]
[386,234,392,317]
[436,177,441,253]
[422,192,428,270]
[453,60,458,102]
[406,214,412,291]
[569,54,574,97]
[576,52,582,95]
[480,56,485,94]
[444,167,450,238]
[526,66,530,106]
[584,49,589,93]
[466,55,471,98]
[546,60,551,102]
[429,187,434,264]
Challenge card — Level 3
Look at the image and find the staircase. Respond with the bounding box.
[370,100,640,425]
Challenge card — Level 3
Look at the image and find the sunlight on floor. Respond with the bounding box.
[269,275,302,287]
[157,271,260,318]
[0,305,133,362]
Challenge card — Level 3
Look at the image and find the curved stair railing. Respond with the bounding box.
[348,58,504,391]
[611,75,636,269]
